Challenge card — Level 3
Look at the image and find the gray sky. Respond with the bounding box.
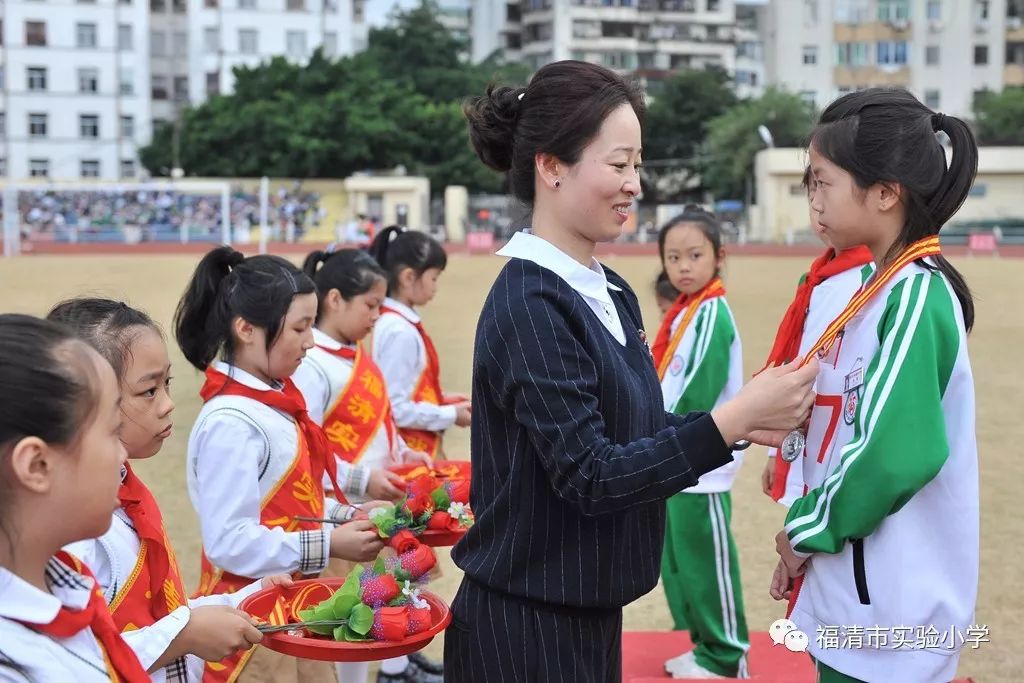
[366,0,421,26]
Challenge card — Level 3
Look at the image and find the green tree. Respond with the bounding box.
[972,87,1024,145]
[139,1,526,193]
[703,88,816,201]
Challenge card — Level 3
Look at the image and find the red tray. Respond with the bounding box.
[390,460,470,482]
[239,578,452,662]
[417,528,467,547]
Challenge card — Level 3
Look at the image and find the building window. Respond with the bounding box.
[924,89,940,108]
[120,115,135,138]
[120,68,134,95]
[151,0,166,9]
[323,31,337,56]
[78,68,99,93]
[799,91,816,106]
[206,71,220,95]
[925,45,940,65]
[974,45,989,65]
[969,183,987,197]
[151,31,166,56]
[174,0,186,12]
[0,113,5,136]
[876,40,908,65]
[877,0,909,22]
[835,41,871,66]
[80,160,101,178]
[1010,0,1024,19]
[205,0,218,7]
[29,159,50,177]
[706,0,720,9]
[353,0,365,22]
[835,0,869,24]
[121,159,136,178]
[1007,42,1024,65]
[80,114,100,139]
[174,76,188,100]
[239,28,258,54]
[0,158,6,177]
[118,24,133,50]
[174,31,187,54]
[152,74,168,100]
[26,21,47,47]
[926,0,941,20]
[286,30,307,58]
[27,66,47,91]
[802,45,818,65]
[204,27,219,53]
[239,0,257,7]
[803,0,818,25]
[76,22,97,48]
[975,0,990,21]
[29,113,48,137]
[287,0,305,9]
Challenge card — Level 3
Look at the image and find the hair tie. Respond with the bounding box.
[931,112,946,132]
[226,250,245,268]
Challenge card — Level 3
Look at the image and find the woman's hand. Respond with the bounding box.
[712,359,818,444]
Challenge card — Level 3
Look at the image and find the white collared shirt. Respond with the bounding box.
[186,362,348,580]
[0,557,118,682]
[372,298,458,432]
[497,230,626,345]
[64,506,264,682]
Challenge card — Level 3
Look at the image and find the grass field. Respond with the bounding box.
[1,252,1019,682]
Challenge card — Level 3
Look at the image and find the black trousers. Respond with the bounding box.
[443,577,623,683]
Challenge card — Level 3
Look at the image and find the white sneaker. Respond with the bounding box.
[666,651,728,679]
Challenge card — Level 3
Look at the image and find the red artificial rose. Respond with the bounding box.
[361,573,401,607]
[448,478,470,505]
[370,607,409,642]
[389,529,420,555]
[406,493,434,520]
[426,511,452,531]
[408,474,439,498]
[406,606,433,635]
[399,544,437,578]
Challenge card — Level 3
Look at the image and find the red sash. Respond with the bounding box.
[21,552,151,683]
[766,246,873,503]
[194,368,338,682]
[651,277,727,380]
[318,342,397,464]
[381,306,445,458]
[110,464,188,633]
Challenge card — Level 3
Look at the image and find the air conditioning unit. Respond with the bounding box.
[890,18,909,31]
[1009,17,1023,30]
[929,19,944,32]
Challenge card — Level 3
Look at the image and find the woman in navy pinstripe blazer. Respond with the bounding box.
[448,61,818,683]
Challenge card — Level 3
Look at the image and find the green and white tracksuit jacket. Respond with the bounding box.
[660,296,743,493]
[785,261,979,683]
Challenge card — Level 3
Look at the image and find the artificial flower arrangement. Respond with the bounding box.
[368,473,474,539]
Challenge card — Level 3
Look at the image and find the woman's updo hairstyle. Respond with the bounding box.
[464,60,645,204]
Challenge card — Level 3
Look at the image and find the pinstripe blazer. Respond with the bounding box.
[452,258,733,609]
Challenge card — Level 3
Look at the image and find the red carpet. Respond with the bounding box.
[622,631,976,682]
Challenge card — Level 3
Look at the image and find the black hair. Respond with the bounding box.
[0,314,101,556]
[654,270,681,303]
[173,245,316,370]
[657,205,725,278]
[810,87,976,331]
[367,226,447,296]
[801,166,815,196]
[302,247,387,321]
[464,60,646,204]
[47,298,160,382]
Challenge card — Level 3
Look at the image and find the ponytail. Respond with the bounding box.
[302,247,387,321]
[811,88,977,332]
[173,245,316,370]
[367,227,447,296]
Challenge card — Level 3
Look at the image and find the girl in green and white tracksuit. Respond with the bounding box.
[773,89,980,683]
[652,207,749,680]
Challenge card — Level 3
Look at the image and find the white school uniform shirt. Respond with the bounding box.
[186,362,351,581]
[372,298,458,431]
[294,327,410,501]
[0,556,121,683]
[64,471,264,683]
[496,230,626,345]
